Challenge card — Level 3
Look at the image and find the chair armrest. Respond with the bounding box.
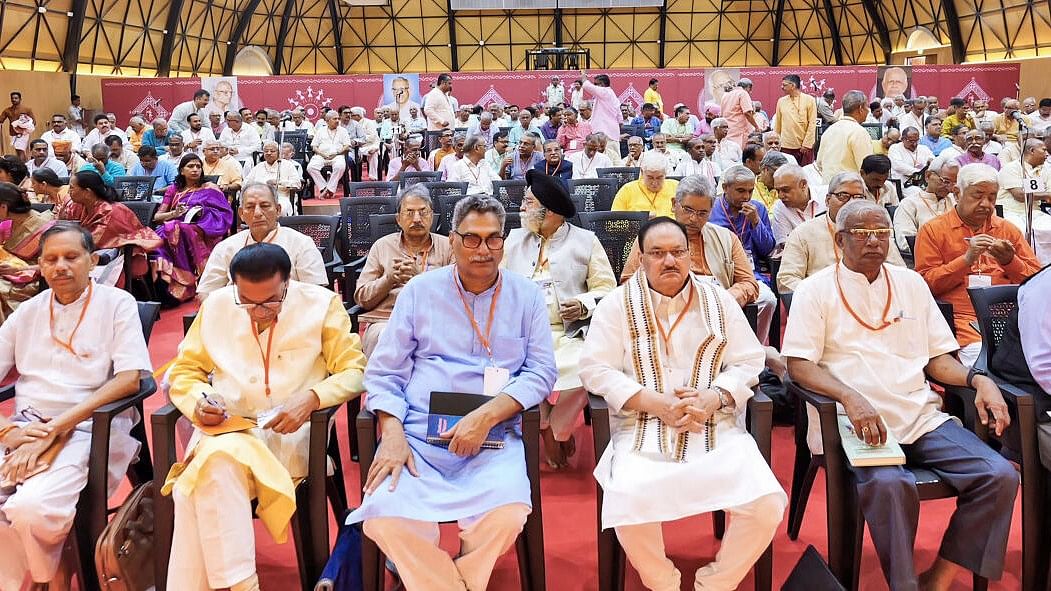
[92,374,158,418]
[355,407,378,492]
[94,248,121,265]
[747,390,774,464]
[0,384,13,403]
[588,392,612,458]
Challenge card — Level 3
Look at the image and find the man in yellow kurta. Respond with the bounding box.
[164,243,365,591]
[611,151,678,218]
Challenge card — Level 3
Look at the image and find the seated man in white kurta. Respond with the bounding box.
[348,195,557,591]
[242,141,303,215]
[579,216,786,591]
[502,170,616,469]
[0,224,152,591]
[164,243,365,591]
[196,183,328,301]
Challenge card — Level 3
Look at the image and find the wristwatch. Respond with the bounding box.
[714,386,733,411]
[966,366,988,389]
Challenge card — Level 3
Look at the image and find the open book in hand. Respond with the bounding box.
[426,391,507,450]
[838,416,906,467]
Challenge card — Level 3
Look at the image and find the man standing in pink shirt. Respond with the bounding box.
[581,69,623,161]
[720,77,760,148]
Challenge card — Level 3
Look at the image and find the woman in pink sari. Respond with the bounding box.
[0,181,55,322]
[152,153,233,302]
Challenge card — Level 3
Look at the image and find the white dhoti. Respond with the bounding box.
[756,281,776,346]
[1002,207,1051,265]
[168,452,259,590]
[307,155,346,196]
[0,416,137,588]
[363,503,529,591]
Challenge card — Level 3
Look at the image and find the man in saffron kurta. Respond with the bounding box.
[502,171,615,469]
[580,216,785,591]
[165,244,365,591]
[915,163,1040,366]
[348,196,557,591]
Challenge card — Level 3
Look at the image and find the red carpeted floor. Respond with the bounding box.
[138,304,1025,591]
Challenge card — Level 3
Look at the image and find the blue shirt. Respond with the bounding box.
[141,129,176,155]
[707,196,776,285]
[540,121,560,141]
[129,159,178,191]
[509,152,543,181]
[629,115,662,140]
[79,161,126,186]
[919,134,952,157]
[348,266,556,524]
[507,123,543,147]
[531,158,573,190]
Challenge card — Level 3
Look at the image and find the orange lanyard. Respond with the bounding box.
[962,221,992,274]
[826,219,841,263]
[835,264,897,331]
[455,271,502,362]
[252,318,277,397]
[546,160,564,176]
[655,282,695,350]
[639,186,661,211]
[413,244,431,273]
[50,283,93,357]
[720,198,746,240]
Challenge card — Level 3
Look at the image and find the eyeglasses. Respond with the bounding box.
[400,207,433,219]
[830,191,867,202]
[233,283,288,311]
[844,228,893,242]
[643,249,689,260]
[677,205,707,219]
[453,231,504,250]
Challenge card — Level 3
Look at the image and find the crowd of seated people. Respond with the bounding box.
[3,72,1051,591]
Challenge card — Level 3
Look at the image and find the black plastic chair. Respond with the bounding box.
[122,200,160,229]
[336,196,397,300]
[589,390,774,591]
[0,302,161,591]
[569,178,618,215]
[279,215,340,286]
[504,211,522,236]
[493,179,528,212]
[967,285,1044,591]
[30,202,54,214]
[399,171,442,188]
[421,181,468,201]
[346,181,399,200]
[437,193,465,236]
[577,211,649,280]
[368,212,439,242]
[357,406,547,591]
[113,175,158,201]
[596,166,640,188]
[202,175,220,185]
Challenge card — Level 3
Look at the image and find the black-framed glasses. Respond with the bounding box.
[830,191,866,202]
[677,205,707,219]
[453,231,504,250]
[233,283,288,311]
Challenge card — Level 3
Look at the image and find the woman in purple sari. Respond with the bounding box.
[153,153,233,302]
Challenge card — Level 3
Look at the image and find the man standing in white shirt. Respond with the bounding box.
[169,90,211,134]
[423,74,455,132]
[898,97,928,136]
[40,114,81,156]
[307,111,351,199]
[67,94,85,138]
[566,133,613,179]
[218,113,262,171]
[351,107,381,180]
[180,113,216,155]
[546,77,565,108]
[447,135,496,195]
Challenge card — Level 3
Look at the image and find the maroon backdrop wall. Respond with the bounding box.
[102,64,1020,127]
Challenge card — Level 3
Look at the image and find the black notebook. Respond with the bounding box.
[426,391,507,449]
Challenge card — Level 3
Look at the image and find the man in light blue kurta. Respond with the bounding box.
[347,195,557,591]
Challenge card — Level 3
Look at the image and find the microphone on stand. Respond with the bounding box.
[1012,111,1029,128]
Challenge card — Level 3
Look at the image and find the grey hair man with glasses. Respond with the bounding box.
[166,242,366,591]
[784,198,1016,591]
[348,194,556,591]
[354,184,453,356]
[777,171,905,292]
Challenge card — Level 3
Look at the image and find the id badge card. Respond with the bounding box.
[968,274,992,288]
[535,278,556,307]
[484,366,510,397]
[569,140,579,150]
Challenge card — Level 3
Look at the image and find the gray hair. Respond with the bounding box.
[479,112,493,123]
[280,142,295,152]
[760,151,788,170]
[1024,138,1045,155]
[720,164,756,188]
[129,116,145,126]
[835,199,890,231]
[226,113,243,123]
[262,140,280,151]
[152,117,167,126]
[674,175,715,204]
[773,163,806,183]
[242,182,279,204]
[639,151,669,173]
[452,194,506,232]
[396,184,434,212]
[203,139,223,149]
[841,90,868,115]
[930,154,960,175]
[826,171,865,195]
[711,117,727,127]
[957,163,999,195]
[463,134,486,153]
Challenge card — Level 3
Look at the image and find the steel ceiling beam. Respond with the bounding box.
[223,0,264,75]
